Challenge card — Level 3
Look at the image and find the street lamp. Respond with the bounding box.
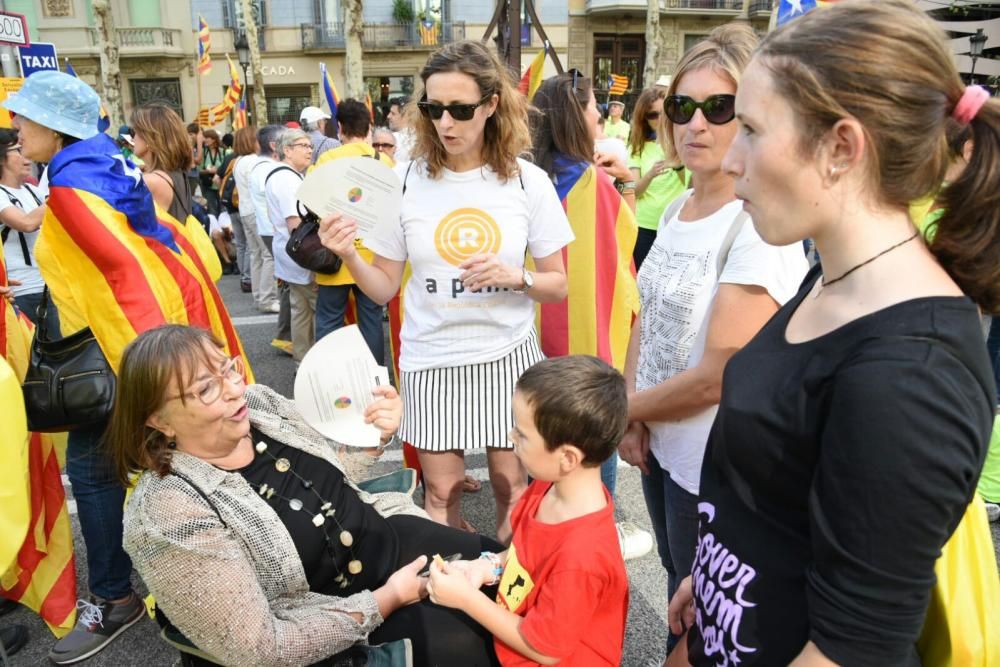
[969,28,987,84]
[234,31,253,122]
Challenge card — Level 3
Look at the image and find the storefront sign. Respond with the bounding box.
[0,11,29,48]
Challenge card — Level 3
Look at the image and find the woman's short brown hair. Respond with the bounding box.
[105,325,226,487]
[658,22,758,163]
[761,0,1000,312]
[232,126,257,156]
[410,40,530,182]
[130,104,194,172]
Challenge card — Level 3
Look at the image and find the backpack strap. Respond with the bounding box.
[265,165,301,186]
[716,212,749,279]
[0,185,36,266]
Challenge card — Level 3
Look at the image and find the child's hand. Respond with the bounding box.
[443,558,494,589]
[427,558,476,608]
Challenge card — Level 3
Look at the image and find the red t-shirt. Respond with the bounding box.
[494,480,629,666]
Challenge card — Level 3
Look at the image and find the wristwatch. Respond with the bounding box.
[512,268,534,294]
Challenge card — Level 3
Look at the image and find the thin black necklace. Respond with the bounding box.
[816,231,920,298]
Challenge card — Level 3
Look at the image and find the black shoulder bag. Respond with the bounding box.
[267,165,343,275]
[21,288,116,432]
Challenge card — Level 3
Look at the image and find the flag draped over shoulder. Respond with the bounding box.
[35,134,252,376]
[536,155,639,371]
[198,15,212,74]
[518,47,546,101]
[0,249,77,638]
[320,63,340,119]
[777,0,840,26]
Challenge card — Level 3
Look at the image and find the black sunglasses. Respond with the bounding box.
[417,93,492,121]
[664,94,736,125]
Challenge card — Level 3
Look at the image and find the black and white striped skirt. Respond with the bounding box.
[399,332,545,451]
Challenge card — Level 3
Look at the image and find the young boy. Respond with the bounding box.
[428,356,630,665]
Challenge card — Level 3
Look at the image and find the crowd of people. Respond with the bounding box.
[2,1,1000,665]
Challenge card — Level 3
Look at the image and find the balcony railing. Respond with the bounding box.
[88,27,183,51]
[749,0,773,13]
[663,0,744,10]
[302,21,466,50]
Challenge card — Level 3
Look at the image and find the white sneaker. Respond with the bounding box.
[986,502,999,523]
[265,301,280,314]
[616,521,654,561]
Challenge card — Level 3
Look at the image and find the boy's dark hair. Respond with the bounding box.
[222,132,234,149]
[515,356,627,467]
[186,122,199,134]
[389,95,410,110]
[336,99,371,140]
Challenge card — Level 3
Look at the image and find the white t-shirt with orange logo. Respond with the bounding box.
[367,158,574,372]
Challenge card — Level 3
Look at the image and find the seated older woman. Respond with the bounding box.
[108,324,502,666]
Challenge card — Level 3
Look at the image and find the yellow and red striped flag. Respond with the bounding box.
[386,265,423,480]
[234,93,247,130]
[608,74,629,96]
[210,55,243,122]
[196,106,211,127]
[518,47,546,101]
[535,157,638,370]
[35,133,252,376]
[0,248,78,638]
[197,15,212,74]
[364,92,375,123]
[418,19,439,46]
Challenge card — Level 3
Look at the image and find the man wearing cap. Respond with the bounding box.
[300,105,340,163]
[605,99,630,143]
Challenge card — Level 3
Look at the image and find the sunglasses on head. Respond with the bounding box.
[417,93,492,121]
[664,94,736,125]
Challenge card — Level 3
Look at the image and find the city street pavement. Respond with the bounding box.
[7,273,1000,666]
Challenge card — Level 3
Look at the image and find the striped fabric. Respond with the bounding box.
[608,74,629,95]
[518,48,547,101]
[418,20,439,46]
[320,62,340,119]
[365,92,375,122]
[536,157,638,371]
[210,55,243,122]
[399,331,544,451]
[197,15,212,74]
[36,133,252,376]
[0,249,77,638]
[197,106,211,127]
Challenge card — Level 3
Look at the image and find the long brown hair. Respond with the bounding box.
[130,104,194,172]
[410,40,530,182]
[105,325,225,487]
[530,72,595,176]
[627,88,666,160]
[761,0,1000,312]
[659,23,758,163]
[232,126,257,156]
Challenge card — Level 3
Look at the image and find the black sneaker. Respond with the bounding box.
[48,591,145,665]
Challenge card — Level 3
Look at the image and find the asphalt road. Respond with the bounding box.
[7,273,1000,666]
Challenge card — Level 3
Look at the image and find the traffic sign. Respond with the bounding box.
[0,11,28,48]
[19,42,57,77]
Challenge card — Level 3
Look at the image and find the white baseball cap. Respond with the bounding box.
[300,106,331,124]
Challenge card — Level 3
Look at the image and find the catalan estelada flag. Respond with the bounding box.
[34,133,252,376]
[197,15,212,74]
[63,59,110,134]
[518,47,546,101]
[608,74,629,95]
[0,248,78,638]
[234,92,247,130]
[535,156,639,370]
[320,62,340,119]
[418,19,439,46]
[386,265,424,480]
[777,0,840,26]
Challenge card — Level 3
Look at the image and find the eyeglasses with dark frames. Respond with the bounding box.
[663,94,737,125]
[417,93,493,121]
[372,142,396,150]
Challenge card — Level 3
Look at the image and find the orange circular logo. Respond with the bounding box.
[434,208,502,266]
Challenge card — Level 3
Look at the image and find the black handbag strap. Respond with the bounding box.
[0,183,40,266]
[35,286,52,340]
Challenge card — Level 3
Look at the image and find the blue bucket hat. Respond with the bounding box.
[2,70,100,140]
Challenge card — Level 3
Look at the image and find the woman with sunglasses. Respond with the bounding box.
[0,128,56,331]
[665,3,997,665]
[618,23,807,658]
[627,87,685,269]
[319,40,573,544]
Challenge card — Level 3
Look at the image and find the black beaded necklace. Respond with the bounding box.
[252,440,363,588]
[815,231,919,298]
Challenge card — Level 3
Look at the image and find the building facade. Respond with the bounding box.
[12,0,997,130]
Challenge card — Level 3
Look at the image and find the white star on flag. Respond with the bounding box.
[789,0,804,15]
